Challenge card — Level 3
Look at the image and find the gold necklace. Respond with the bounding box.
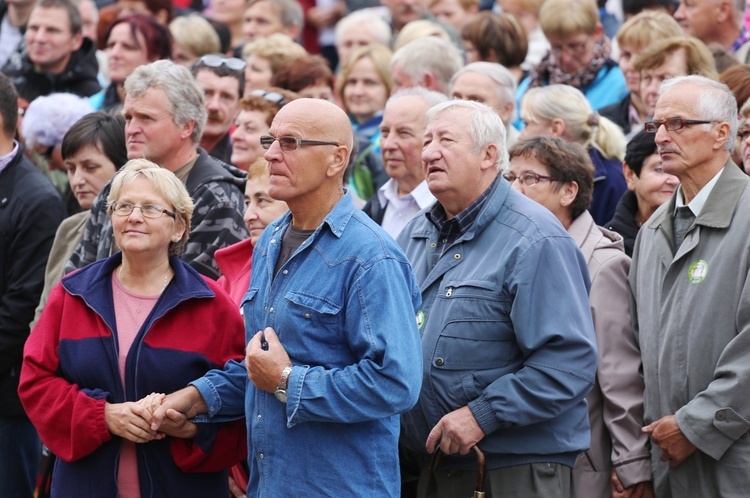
[119,266,170,291]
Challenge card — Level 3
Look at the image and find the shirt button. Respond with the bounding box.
[259,453,264,459]
[716,411,726,421]
[435,357,444,366]
[304,313,310,319]
[282,269,288,275]
[454,254,461,260]
[257,414,262,420]
[431,243,436,247]
[269,308,275,313]
[275,226,280,231]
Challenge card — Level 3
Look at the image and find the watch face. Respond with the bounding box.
[274,389,288,403]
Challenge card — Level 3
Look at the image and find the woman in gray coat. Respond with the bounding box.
[505,136,653,498]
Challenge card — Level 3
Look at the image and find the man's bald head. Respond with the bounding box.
[273,98,354,155]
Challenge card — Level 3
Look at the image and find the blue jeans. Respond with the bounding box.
[0,416,42,498]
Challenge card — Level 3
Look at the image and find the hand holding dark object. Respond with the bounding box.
[246,327,292,393]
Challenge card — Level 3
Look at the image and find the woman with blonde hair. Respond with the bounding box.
[241,33,307,93]
[169,14,221,68]
[520,84,627,224]
[20,159,246,497]
[335,44,392,199]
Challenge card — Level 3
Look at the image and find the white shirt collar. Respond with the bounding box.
[675,167,723,217]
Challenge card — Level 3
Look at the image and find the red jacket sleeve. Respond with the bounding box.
[18,284,112,462]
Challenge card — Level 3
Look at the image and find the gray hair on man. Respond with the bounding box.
[659,74,737,153]
[426,99,509,170]
[124,59,207,145]
[385,87,449,110]
[391,37,463,93]
[334,9,392,47]
[450,62,517,114]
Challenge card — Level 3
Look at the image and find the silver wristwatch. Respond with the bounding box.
[274,365,293,403]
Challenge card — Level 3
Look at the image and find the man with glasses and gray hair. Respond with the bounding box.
[66,59,248,280]
[191,54,246,164]
[397,99,597,497]
[630,74,750,497]
[149,98,423,497]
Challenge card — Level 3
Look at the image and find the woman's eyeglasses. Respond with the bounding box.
[502,172,559,186]
[110,202,176,219]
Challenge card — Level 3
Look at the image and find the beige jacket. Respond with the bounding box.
[571,211,651,497]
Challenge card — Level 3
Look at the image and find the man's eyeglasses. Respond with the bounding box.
[250,89,287,107]
[194,54,246,72]
[644,118,717,133]
[502,172,559,186]
[260,135,340,151]
[110,202,176,219]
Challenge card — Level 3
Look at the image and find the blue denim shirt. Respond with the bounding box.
[192,193,423,497]
[398,178,598,471]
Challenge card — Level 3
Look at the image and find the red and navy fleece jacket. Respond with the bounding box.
[19,253,247,498]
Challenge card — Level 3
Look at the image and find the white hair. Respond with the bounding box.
[22,93,93,149]
[450,62,517,113]
[426,99,509,170]
[659,75,737,153]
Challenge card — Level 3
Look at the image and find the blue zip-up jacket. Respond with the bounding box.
[398,177,598,471]
[19,253,247,498]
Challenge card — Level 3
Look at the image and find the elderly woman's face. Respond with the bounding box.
[548,30,598,75]
[507,154,569,220]
[111,176,184,257]
[739,118,750,171]
[231,109,270,170]
[65,144,118,210]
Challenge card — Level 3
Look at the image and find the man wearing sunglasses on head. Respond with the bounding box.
[630,75,750,497]
[191,54,246,165]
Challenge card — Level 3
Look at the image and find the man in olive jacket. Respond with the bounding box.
[630,75,750,497]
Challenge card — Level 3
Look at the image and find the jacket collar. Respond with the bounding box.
[649,160,748,233]
[568,210,624,262]
[62,253,215,330]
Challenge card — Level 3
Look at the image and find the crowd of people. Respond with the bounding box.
[2,0,750,496]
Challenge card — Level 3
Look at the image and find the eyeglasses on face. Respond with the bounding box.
[260,135,340,151]
[644,118,716,133]
[250,89,287,107]
[110,202,176,219]
[195,54,246,72]
[502,171,559,186]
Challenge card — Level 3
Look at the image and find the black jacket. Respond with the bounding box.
[599,93,632,135]
[0,146,63,416]
[2,37,100,103]
[605,190,640,257]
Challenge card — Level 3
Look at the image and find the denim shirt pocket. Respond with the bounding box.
[241,288,259,334]
[284,291,344,354]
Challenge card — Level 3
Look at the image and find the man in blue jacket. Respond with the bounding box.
[398,100,598,497]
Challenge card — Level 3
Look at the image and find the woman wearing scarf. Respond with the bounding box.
[514,0,628,129]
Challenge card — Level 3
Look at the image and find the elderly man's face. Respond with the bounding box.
[380,95,431,194]
[242,1,285,43]
[195,69,241,141]
[25,6,83,74]
[652,83,722,178]
[382,0,426,31]
[738,118,750,169]
[422,107,489,215]
[451,72,512,123]
[674,0,719,41]
[263,101,346,203]
[123,87,192,171]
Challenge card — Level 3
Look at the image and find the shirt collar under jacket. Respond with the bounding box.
[0,140,19,176]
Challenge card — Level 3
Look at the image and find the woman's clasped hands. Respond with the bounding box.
[104,392,198,443]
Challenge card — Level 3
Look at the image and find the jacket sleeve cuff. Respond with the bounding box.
[468,395,501,435]
[190,378,223,421]
[613,455,652,488]
[675,404,750,460]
